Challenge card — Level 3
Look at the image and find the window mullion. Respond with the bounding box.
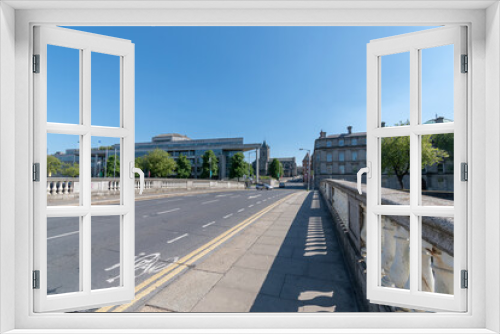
[409,47,420,294]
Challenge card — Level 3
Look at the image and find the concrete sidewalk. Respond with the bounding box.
[140,190,359,313]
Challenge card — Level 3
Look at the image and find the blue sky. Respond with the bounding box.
[47,26,454,164]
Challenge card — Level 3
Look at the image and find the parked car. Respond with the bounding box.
[279,182,285,188]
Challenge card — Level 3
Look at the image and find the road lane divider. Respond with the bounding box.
[96,192,297,313]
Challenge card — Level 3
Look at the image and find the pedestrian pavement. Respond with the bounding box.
[139,190,360,313]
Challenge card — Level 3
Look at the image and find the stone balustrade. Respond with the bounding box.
[47,177,245,202]
[319,179,454,312]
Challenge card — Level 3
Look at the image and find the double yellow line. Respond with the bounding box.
[96,192,296,313]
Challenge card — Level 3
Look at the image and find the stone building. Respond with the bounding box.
[302,152,312,183]
[313,117,454,198]
[252,141,298,178]
[313,126,367,188]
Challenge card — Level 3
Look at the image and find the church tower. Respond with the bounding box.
[259,140,270,176]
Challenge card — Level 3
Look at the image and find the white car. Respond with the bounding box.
[256,183,273,190]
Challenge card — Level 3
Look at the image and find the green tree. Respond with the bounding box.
[201,150,219,179]
[432,133,454,159]
[106,155,120,177]
[229,152,246,181]
[61,163,79,177]
[382,131,449,189]
[175,155,192,178]
[269,158,284,180]
[142,149,175,177]
[47,155,62,176]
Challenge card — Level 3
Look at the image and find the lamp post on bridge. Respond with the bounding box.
[299,148,311,192]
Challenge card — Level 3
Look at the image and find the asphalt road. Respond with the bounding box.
[47,186,301,296]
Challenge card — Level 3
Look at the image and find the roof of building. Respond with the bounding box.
[324,132,366,139]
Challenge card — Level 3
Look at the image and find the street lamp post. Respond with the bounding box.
[300,148,311,192]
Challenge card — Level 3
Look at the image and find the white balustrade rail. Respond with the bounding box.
[319,179,454,311]
[46,177,245,201]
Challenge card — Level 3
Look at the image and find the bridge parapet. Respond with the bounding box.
[319,179,454,312]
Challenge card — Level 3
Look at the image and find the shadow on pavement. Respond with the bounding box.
[249,191,360,312]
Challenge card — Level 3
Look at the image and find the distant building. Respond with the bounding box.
[313,126,367,187]
[252,141,298,178]
[302,152,312,183]
[313,117,454,197]
[273,157,298,177]
[53,133,261,179]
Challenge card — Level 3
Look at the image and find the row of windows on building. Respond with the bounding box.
[315,136,365,149]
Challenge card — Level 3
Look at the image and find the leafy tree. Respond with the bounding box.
[47,155,62,176]
[175,155,192,178]
[432,133,454,159]
[106,155,120,177]
[269,158,284,180]
[245,162,254,177]
[134,156,145,177]
[229,152,246,181]
[381,129,449,189]
[98,145,114,150]
[61,163,79,177]
[142,149,175,178]
[201,150,218,179]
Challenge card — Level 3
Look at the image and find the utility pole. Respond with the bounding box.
[256,148,260,183]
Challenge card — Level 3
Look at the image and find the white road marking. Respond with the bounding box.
[47,231,79,240]
[167,233,188,244]
[216,194,231,198]
[257,201,262,204]
[158,208,180,214]
[248,195,262,199]
[237,208,244,213]
[263,199,267,202]
[248,204,254,208]
[223,213,233,219]
[202,199,219,205]
[202,221,216,228]
[143,215,149,218]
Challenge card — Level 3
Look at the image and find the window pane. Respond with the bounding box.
[91,137,121,205]
[381,215,410,290]
[47,133,80,207]
[421,216,453,295]
[380,52,410,127]
[421,45,454,124]
[91,52,120,127]
[47,217,80,295]
[421,134,454,206]
[381,136,410,205]
[92,216,121,290]
[47,45,80,124]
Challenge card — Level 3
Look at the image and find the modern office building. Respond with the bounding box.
[52,133,261,179]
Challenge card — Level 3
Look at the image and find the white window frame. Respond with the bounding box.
[33,26,136,313]
[0,2,499,334]
[365,26,467,312]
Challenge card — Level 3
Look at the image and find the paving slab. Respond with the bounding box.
[191,286,257,312]
[196,246,247,274]
[147,269,223,312]
[217,266,285,297]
